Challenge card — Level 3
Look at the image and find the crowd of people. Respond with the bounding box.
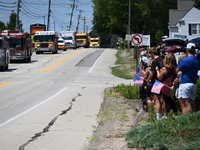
[138,43,199,120]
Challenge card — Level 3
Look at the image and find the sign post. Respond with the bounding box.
[132,34,143,73]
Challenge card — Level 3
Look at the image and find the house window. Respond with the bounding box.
[192,24,197,34]
[189,24,200,35]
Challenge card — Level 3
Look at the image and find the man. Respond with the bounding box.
[176,43,199,114]
[146,47,163,119]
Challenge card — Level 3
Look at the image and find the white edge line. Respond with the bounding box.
[0,87,68,128]
[88,49,107,74]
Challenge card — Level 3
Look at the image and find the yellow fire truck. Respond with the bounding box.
[90,37,100,48]
[34,31,58,54]
[76,33,89,48]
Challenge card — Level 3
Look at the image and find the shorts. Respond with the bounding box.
[176,83,197,100]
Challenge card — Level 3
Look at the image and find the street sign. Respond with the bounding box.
[142,35,150,46]
[131,34,150,47]
[132,34,142,46]
[174,34,187,39]
[125,34,131,41]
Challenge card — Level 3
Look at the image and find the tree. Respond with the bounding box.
[92,0,177,45]
[6,12,22,30]
[0,21,6,32]
[194,0,200,9]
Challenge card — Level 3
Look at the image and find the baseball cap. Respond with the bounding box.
[186,43,196,49]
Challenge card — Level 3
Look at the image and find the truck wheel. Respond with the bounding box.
[27,57,31,62]
[5,64,8,70]
[0,65,5,71]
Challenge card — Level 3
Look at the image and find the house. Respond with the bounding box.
[168,0,200,40]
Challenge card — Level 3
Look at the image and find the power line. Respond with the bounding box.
[0,1,16,4]
[0,4,16,8]
[21,1,46,17]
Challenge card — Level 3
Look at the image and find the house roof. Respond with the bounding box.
[168,0,194,27]
[169,10,188,26]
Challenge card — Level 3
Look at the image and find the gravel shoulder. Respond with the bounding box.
[84,91,149,150]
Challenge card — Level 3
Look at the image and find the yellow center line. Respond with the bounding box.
[38,48,88,74]
[0,82,13,87]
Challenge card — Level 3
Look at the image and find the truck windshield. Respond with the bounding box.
[35,35,55,42]
[9,38,23,48]
[62,36,73,40]
[91,40,99,42]
[76,36,87,39]
[58,40,64,43]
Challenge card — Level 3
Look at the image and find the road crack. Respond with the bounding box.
[18,93,82,150]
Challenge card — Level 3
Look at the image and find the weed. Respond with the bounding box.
[87,135,98,144]
[97,103,112,125]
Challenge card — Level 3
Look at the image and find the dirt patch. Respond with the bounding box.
[85,95,149,150]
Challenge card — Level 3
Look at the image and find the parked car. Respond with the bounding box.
[187,37,200,50]
[162,38,187,48]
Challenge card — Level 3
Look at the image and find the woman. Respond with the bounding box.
[143,57,154,112]
[156,53,178,117]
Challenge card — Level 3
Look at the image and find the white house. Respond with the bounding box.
[168,0,200,40]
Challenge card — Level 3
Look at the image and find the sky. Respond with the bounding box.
[0,0,93,33]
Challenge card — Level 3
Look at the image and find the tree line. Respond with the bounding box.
[91,0,200,46]
[0,12,22,32]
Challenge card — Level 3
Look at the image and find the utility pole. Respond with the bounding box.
[81,17,87,33]
[68,0,77,31]
[76,10,83,32]
[15,0,21,30]
[128,0,131,50]
[47,0,51,31]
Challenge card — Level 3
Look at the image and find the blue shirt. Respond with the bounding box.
[178,56,199,84]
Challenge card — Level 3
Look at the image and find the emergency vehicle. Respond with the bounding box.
[76,33,89,48]
[58,38,67,51]
[90,37,100,48]
[1,30,32,62]
[0,36,10,71]
[34,31,58,54]
[59,31,77,49]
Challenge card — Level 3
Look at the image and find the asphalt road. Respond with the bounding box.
[0,48,131,150]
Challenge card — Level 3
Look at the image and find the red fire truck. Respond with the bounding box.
[0,36,10,71]
[1,30,32,62]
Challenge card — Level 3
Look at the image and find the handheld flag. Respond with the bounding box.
[134,74,144,87]
[136,67,144,76]
[151,81,164,94]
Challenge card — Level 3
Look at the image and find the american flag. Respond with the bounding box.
[151,81,164,94]
[134,74,144,87]
[136,67,144,76]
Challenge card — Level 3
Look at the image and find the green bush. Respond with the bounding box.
[114,84,140,99]
[125,111,200,150]
[195,79,200,111]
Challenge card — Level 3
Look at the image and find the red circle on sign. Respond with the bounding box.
[132,34,142,45]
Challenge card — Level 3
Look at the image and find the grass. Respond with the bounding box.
[111,49,136,79]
